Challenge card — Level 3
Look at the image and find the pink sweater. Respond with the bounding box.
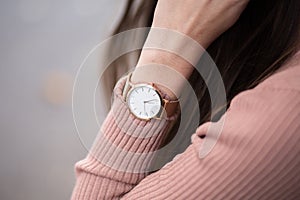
[71,51,300,199]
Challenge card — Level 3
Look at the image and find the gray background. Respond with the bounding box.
[0,0,124,199]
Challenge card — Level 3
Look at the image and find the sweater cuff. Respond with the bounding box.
[76,75,179,179]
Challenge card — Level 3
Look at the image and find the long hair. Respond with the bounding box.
[102,0,300,136]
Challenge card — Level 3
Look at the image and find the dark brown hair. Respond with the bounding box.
[103,0,300,134]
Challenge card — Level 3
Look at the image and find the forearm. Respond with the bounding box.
[131,29,205,103]
[132,49,196,100]
[130,0,250,101]
[71,76,179,199]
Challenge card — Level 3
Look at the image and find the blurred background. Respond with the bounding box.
[0,0,125,199]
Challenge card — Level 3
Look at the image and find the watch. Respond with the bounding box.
[122,72,179,120]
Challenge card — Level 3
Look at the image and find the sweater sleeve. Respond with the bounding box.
[121,86,300,199]
[72,76,300,199]
[71,75,180,200]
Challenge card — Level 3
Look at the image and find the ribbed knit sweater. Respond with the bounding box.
[71,51,300,200]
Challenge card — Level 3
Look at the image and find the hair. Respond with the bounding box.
[102,0,300,141]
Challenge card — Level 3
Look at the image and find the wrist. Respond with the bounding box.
[137,49,194,80]
[141,27,206,68]
[131,27,206,105]
[119,73,180,121]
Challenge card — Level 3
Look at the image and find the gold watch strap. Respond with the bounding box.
[122,73,133,100]
[159,98,180,118]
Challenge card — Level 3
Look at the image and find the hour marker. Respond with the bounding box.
[142,87,144,92]
[145,112,148,116]
[148,88,150,92]
[139,112,142,115]
[134,108,137,110]
[151,111,154,114]
[153,93,157,96]
[135,90,139,94]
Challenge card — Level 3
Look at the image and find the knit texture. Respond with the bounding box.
[71,51,300,200]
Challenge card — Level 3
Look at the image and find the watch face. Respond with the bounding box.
[127,84,162,120]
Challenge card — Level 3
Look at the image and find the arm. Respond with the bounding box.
[72,79,300,199]
[72,0,250,199]
[121,85,300,199]
[71,77,180,199]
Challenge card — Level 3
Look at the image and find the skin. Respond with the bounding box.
[131,0,250,109]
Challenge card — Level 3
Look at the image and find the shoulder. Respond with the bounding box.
[257,51,300,92]
[228,84,300,132]
[201,53,300,142]
[189,54,300,199]
[195,58,300,159]
[228,67,300,134]
[228,51,300,119]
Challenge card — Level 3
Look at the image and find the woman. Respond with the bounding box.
[72,0,300,199]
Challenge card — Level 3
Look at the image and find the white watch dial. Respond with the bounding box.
[127,84,162,120]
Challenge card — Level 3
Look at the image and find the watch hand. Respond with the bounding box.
[144,101,157,104]
[144,99,159,103]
